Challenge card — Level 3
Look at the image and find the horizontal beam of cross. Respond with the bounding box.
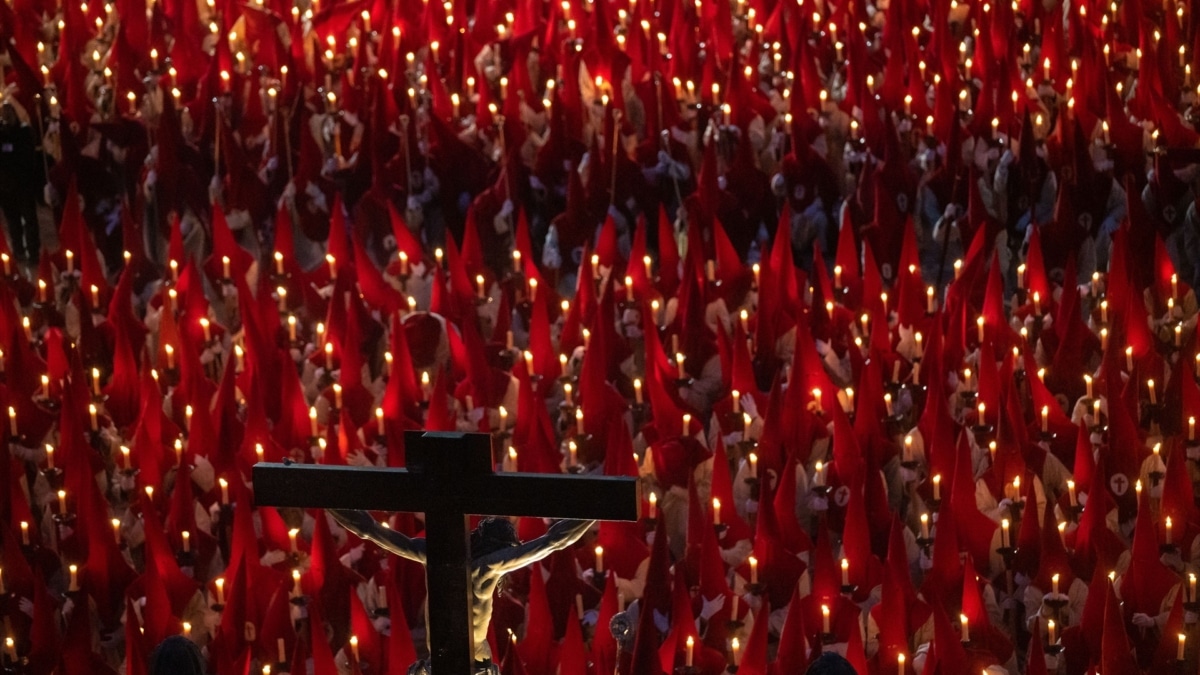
[252,463,641,521]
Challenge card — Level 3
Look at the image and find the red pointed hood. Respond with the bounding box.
[1101,577,1139,674]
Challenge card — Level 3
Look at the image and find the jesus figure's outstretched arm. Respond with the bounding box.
[476,519,595,576]
[330,509,427,564]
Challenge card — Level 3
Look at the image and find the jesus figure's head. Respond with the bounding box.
[471,517,521,556]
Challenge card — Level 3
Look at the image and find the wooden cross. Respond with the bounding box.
[252,431,640,675]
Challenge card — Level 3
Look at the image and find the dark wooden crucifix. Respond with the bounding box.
[252,431,640,675]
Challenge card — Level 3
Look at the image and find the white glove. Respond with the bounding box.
[373,616,392,635]
[1131,612,1155,628]
[699,594,726,620]
[739,395,759,420]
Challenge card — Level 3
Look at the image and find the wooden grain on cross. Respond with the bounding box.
[252,431,640,675]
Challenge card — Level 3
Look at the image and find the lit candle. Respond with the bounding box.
[731,637,741,666]
[288,527,300,553]
[920,513,930,539]
[595,546,604,573]
[1067,480,1077,506]
[292,569,302,597]
[633,378,643,404]
[1084,374,1093,400]
[20,521,29,545]
[274,251,285,275]
[1178,633,1186,661]
[1017,263,1026,289]
[685,636,694,667]
[350,636,359,661]
[476,274,486,300]
[749,452,758,478]
[181,530,191,553]
[1125,346,1133,372]
[222,255,231,279]
[8,406,16,437]
[1032,291,1041,315]
[1047,619,1057,644]
[812,388,823,414]
[120,445,130,469]
[821,604,831,633]
[1148,379,1157,404]
[713,498,722,525]
[1051,573,1060,595]
[749,555,758,584]
[1167,516,1174,545]
[65,249,74,273]
[960,614,970,642]
[977,402,986,426]
[649,492,657,519]
[676,353,686,380]
[69,564,78,591]
[1001,518,1010,547]
[932,474,941,500]
[57,489,67,515]
[1041,405,1049,433]
[977,316,985,342]
[841,558,850,586]
[326,254,337,280]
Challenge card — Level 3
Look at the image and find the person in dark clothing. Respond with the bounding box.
[148,635,206,675]
[805,652,858,674]
[0,102,41,263]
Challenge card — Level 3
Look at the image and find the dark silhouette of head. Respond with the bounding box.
[148,635,205,675]
[470,517,520,557]
[805,652,856,675]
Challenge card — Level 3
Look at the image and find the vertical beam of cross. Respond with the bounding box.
[424,508,474,674]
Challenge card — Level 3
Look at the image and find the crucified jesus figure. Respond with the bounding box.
[331,510,594,670]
